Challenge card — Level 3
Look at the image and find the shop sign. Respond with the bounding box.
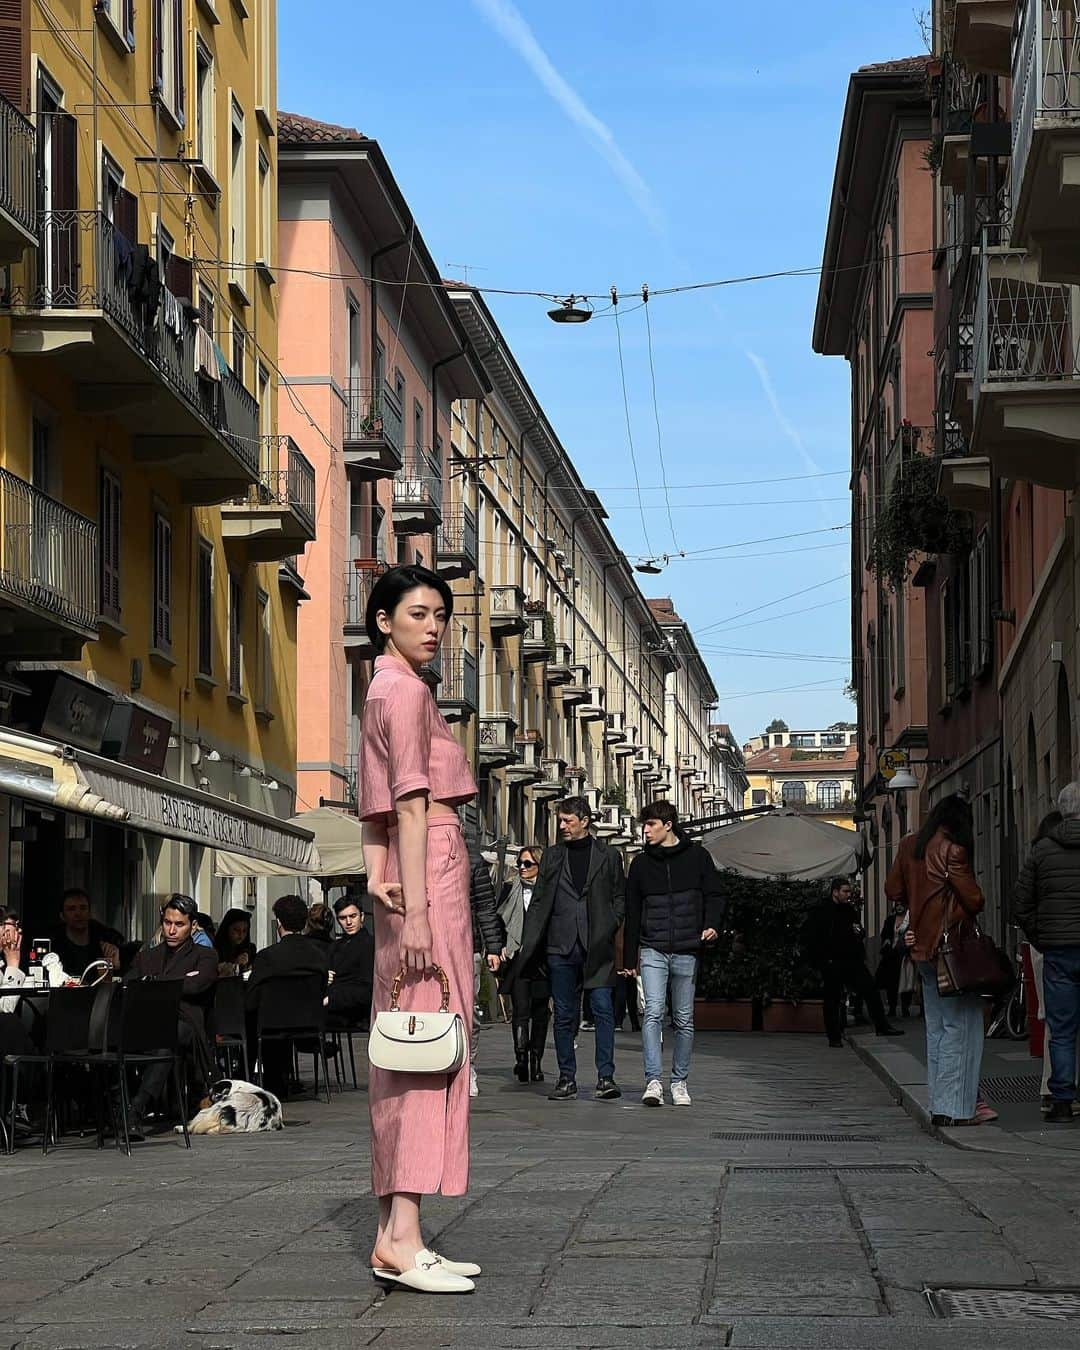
[39,674,113,751]
[103,703,172,775]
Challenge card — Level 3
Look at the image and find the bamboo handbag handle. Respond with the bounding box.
[388,964,452,1012]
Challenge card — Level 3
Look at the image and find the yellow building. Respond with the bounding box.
[743,725,858,831]
[0,0,315,945]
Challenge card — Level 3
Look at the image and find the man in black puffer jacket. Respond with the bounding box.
[1015,782,1080,1122]
[621,801,723,1107]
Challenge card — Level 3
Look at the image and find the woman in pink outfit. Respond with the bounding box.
[358,564,499,1295]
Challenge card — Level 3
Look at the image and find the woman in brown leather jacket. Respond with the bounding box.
[886,795,986,1127]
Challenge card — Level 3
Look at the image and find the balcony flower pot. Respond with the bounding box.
[693,998,756,1032]
[761,999,823,1034]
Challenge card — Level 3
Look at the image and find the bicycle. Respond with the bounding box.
[987,930,1028,1041]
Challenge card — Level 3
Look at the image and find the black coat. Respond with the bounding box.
[128,937,219,1048]
[468,838,506,956]
[624,837,724,966]
[802,899,867,970]
[1016,818,1080,947]
[245,932,329,1012]
[327,930,374,1019]
[516,836,625,990]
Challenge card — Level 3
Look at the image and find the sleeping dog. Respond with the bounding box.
[180,1079,284,1135]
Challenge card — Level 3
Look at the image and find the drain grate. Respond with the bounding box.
[979,1074,1042,1103]
[711,1132,882,1143]
[929,1288,1080,1321]
[734,1163,923,1174]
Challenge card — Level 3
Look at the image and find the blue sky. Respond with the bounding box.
[279,0,925,746]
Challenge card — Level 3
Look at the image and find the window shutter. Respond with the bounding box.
[123,0,134,48]
[943,580,956,701]
[114,186,138,245]
[99,469,121,619]
[52,111,78,210]
[165,253,193,302]
[152,0,164,91]
[154,514,172,650]
[0,0,29,111]
[173,0,185,121]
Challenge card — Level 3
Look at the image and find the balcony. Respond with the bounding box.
[343,560,386,659]
[0,467,98,658]
[478,713,518,767]
[679,752,697,776]
[523,609,555,663]
[344,380,404,477]
[652,766,674,794]
[564,767,587,796]
[0,94,36,264]
[577,685,606,723]
[529,756,567,800]
[2,212,260,503]
[505,733,543,783]
[1011,1,1080,281]
[392,446,443,533]
[222,437,317,561]
[437,647,478,724]
[633,751,655,776]
[435,508,478,581]
[562,662,591,707]
[938,454,994,510]
[614,724,638,758]
[971,246,1080,486]
[604,711,626,745]
[545,640,573,684]
[489,584,526,636]
[952,0,1017,75]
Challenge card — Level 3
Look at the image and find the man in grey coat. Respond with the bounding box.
[1016,780,1080,1123]
[515,796,625,1102]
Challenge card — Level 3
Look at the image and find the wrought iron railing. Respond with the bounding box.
[393,445,443,512]
[490,584,524,618]
[1013,1,1080,203]
[344,750,359,805]
[479,714,515,751]
[974,247,1077,400]
[247,436,316,533]
[344,561,386,628]
[0,93,36,240]
[439,646,478,709]
[0,467,98,632]
[2,211,259,475]
[437,508,477,561]
[345,379,404,452]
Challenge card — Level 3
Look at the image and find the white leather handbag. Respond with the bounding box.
[367,964,467,1075]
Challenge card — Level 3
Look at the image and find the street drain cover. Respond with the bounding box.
[979,1074,1042,1103]
[929,1288,1080,1321]
[712,1132,882,1143]
[734,1164,923,1174]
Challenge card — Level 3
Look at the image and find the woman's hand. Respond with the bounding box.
[400,913,433,972]
[486,953,501,973]
[904,930,916,949]
[236,951,250,970]
[701,928,718,944]
[370,881,405,915]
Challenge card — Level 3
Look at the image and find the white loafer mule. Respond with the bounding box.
[431,1250,482,1277]
[372,1249,475,1294]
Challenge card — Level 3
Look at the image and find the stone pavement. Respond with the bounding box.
[4,1027,1080,1349]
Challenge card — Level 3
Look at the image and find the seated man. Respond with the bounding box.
[126,894,218,1138]
[325,895,374,1029]
[50,888,126,979]
[246,894,329,1096]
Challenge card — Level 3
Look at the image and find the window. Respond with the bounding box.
[228,573,243,696]
[99,467,121,622]
[255,589,270,712]
[152,510,172,653]
[195,40,214,178]
[781,781,806,804]
[153,0,184,126]
[197,539,213,677]
[257,2,273,119]
[257,362,271,440]
[231,319,245,385]
[751,789,767,806]
[413,400,424,450]
[347,299,362,385]
[818,781,842,809]
[257,147,271,267]
[229,98,246,284]
[970,528,992,677]
[98,0,135,50]
[790,733,816,749]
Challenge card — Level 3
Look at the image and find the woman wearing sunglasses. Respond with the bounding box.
[498,846,550,1083]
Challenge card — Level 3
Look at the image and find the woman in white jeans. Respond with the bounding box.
[886,795,989,1127]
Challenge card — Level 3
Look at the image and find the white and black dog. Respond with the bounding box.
[180,1079,284,1135]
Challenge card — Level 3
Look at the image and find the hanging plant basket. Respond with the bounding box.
[870,452,971,591]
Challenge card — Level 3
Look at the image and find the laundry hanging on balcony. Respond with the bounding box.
[195,325,220,382]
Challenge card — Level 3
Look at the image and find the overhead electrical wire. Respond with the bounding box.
[641,287,679,552]
[612,289,652,555]
[693,574,850,636]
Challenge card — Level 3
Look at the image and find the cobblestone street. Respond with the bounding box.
[4,1029,1080,1349]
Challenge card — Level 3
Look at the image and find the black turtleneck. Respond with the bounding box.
[566,835,593,894]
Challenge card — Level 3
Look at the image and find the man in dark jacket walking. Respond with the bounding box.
[1016,782,1080,1122]
[516,796,625,1102]
[803,877,903,1047]
[620,801,722,1106]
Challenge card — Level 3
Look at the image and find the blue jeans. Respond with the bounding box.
[1042,946,1080,1102]
[640,948,697,1084]
[548,945,615,1083]
[917,961,984,1120]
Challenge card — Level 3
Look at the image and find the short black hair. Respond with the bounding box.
[640,799,678,828]
[273,894,309,933]
[163,893,198,918]
[556,795,592,823]
[195,911,217,938]
[61,888,90,905]
[829,876,851,898]
[364,565,454,652]
[333,895,363,916]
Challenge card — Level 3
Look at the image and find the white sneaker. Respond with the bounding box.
[641,1079,663,1107]
[671,1081,691,1106]
[469,1068,479,1097]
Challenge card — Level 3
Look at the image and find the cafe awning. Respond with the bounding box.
[701,809,870,880]
[0,728,319,873]
[215,806,367,878]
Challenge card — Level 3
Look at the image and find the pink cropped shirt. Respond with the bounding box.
[357,654,477,822]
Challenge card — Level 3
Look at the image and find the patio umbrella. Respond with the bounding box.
[700,809,870,881]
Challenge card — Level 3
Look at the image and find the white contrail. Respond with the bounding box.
[471,0,665,234]
[746,351,833,521]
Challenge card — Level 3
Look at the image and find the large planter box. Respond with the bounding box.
[694,998,755,1031]
[762,1000,823,1034]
